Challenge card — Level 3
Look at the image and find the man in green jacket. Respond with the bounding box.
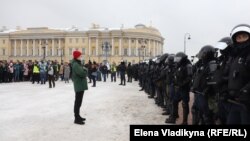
[72,50,88,125]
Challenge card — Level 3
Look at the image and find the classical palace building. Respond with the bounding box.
[0,24,164,64]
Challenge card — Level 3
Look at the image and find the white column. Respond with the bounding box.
[161,43,163,54]
[148,40,151,57]
[95,38,98,56]
[160,43,162,54]
[154,40,156,56]
[129,38,131,56]
[136,39,138,56]
[39,40,42,56]
[111,38,114,55]
[20,40,23,56]
[88,38,91,56]
[32,39,35,56]
[159,42,161,55]
[119,38,122,56]
[156,41,159,55]
[52,39,55,56]
[26,40,29,56]
[45,39,48,56]
[58,39,62,56]
[14,40,17,56]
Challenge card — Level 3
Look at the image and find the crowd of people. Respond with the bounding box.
[0,60,73,87]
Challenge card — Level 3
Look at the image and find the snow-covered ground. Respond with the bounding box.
[0,79,168,141]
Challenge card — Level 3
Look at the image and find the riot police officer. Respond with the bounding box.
[163,54,176,116]
[227,24,250,124]
[165,52,192,124]
[192,45,218,124]
[212,37,233,124]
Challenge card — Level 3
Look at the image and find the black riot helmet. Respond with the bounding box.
[174,52,187,63]
[159,53,169,64]
[165,54,175,64]
[215,37,233,50]
[198,45,216,62]
[215,37,233,56]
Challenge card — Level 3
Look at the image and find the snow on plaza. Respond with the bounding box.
[0,80,168,141]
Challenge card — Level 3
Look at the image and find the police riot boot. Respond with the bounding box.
[148,95,154,98]
[162,110,170,115]
[165,117,176,124]
[180,121,188,125]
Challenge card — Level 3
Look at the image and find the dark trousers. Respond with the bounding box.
[92,75,96,86]
[74,91,84,118]
[173,88,190,123]
[48,75,55,88]
[120,74,126,85]
[32,73,40,83]
[20,71,24,81]
[40,72,47,84]
[102,73,106,82]
[88,74,92,83]
[0,72,3,83]
[8,73,13,82]
[127,75,132,82]
[14,71,20,81]
[111,72,116,82]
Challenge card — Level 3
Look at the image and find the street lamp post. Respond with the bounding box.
[142,45,145,61]
[184,33,191,54]
[42,46,46,60]
[41,40,48,61]
[139,39,146,62]
[102,41,112,64]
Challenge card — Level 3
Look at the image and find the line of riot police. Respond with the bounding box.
[130,24,250,125]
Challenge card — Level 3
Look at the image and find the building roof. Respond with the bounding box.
[0,24,163,38]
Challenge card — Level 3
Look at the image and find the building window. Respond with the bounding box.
[92,49,96,56]
[124,39,128,43]
[3,40,5,44]
[124,48,128,56]
[76,38,78,43]
[23,48,26,56]
[115,38,119,42]
[69,38,72,43]
[2,49,5,55]
[82,48,85,55]
[82,38,85,43]
[131,48,135,56]
[115,47,119,55]
[69,48,72,55]
[131,39,134,43]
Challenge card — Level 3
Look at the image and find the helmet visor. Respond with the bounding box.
[174,57,182,63]
[215,42,228,50]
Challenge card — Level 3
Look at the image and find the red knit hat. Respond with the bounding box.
[73,50,82,59]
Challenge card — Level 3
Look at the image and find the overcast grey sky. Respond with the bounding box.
[1,0,250,57]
